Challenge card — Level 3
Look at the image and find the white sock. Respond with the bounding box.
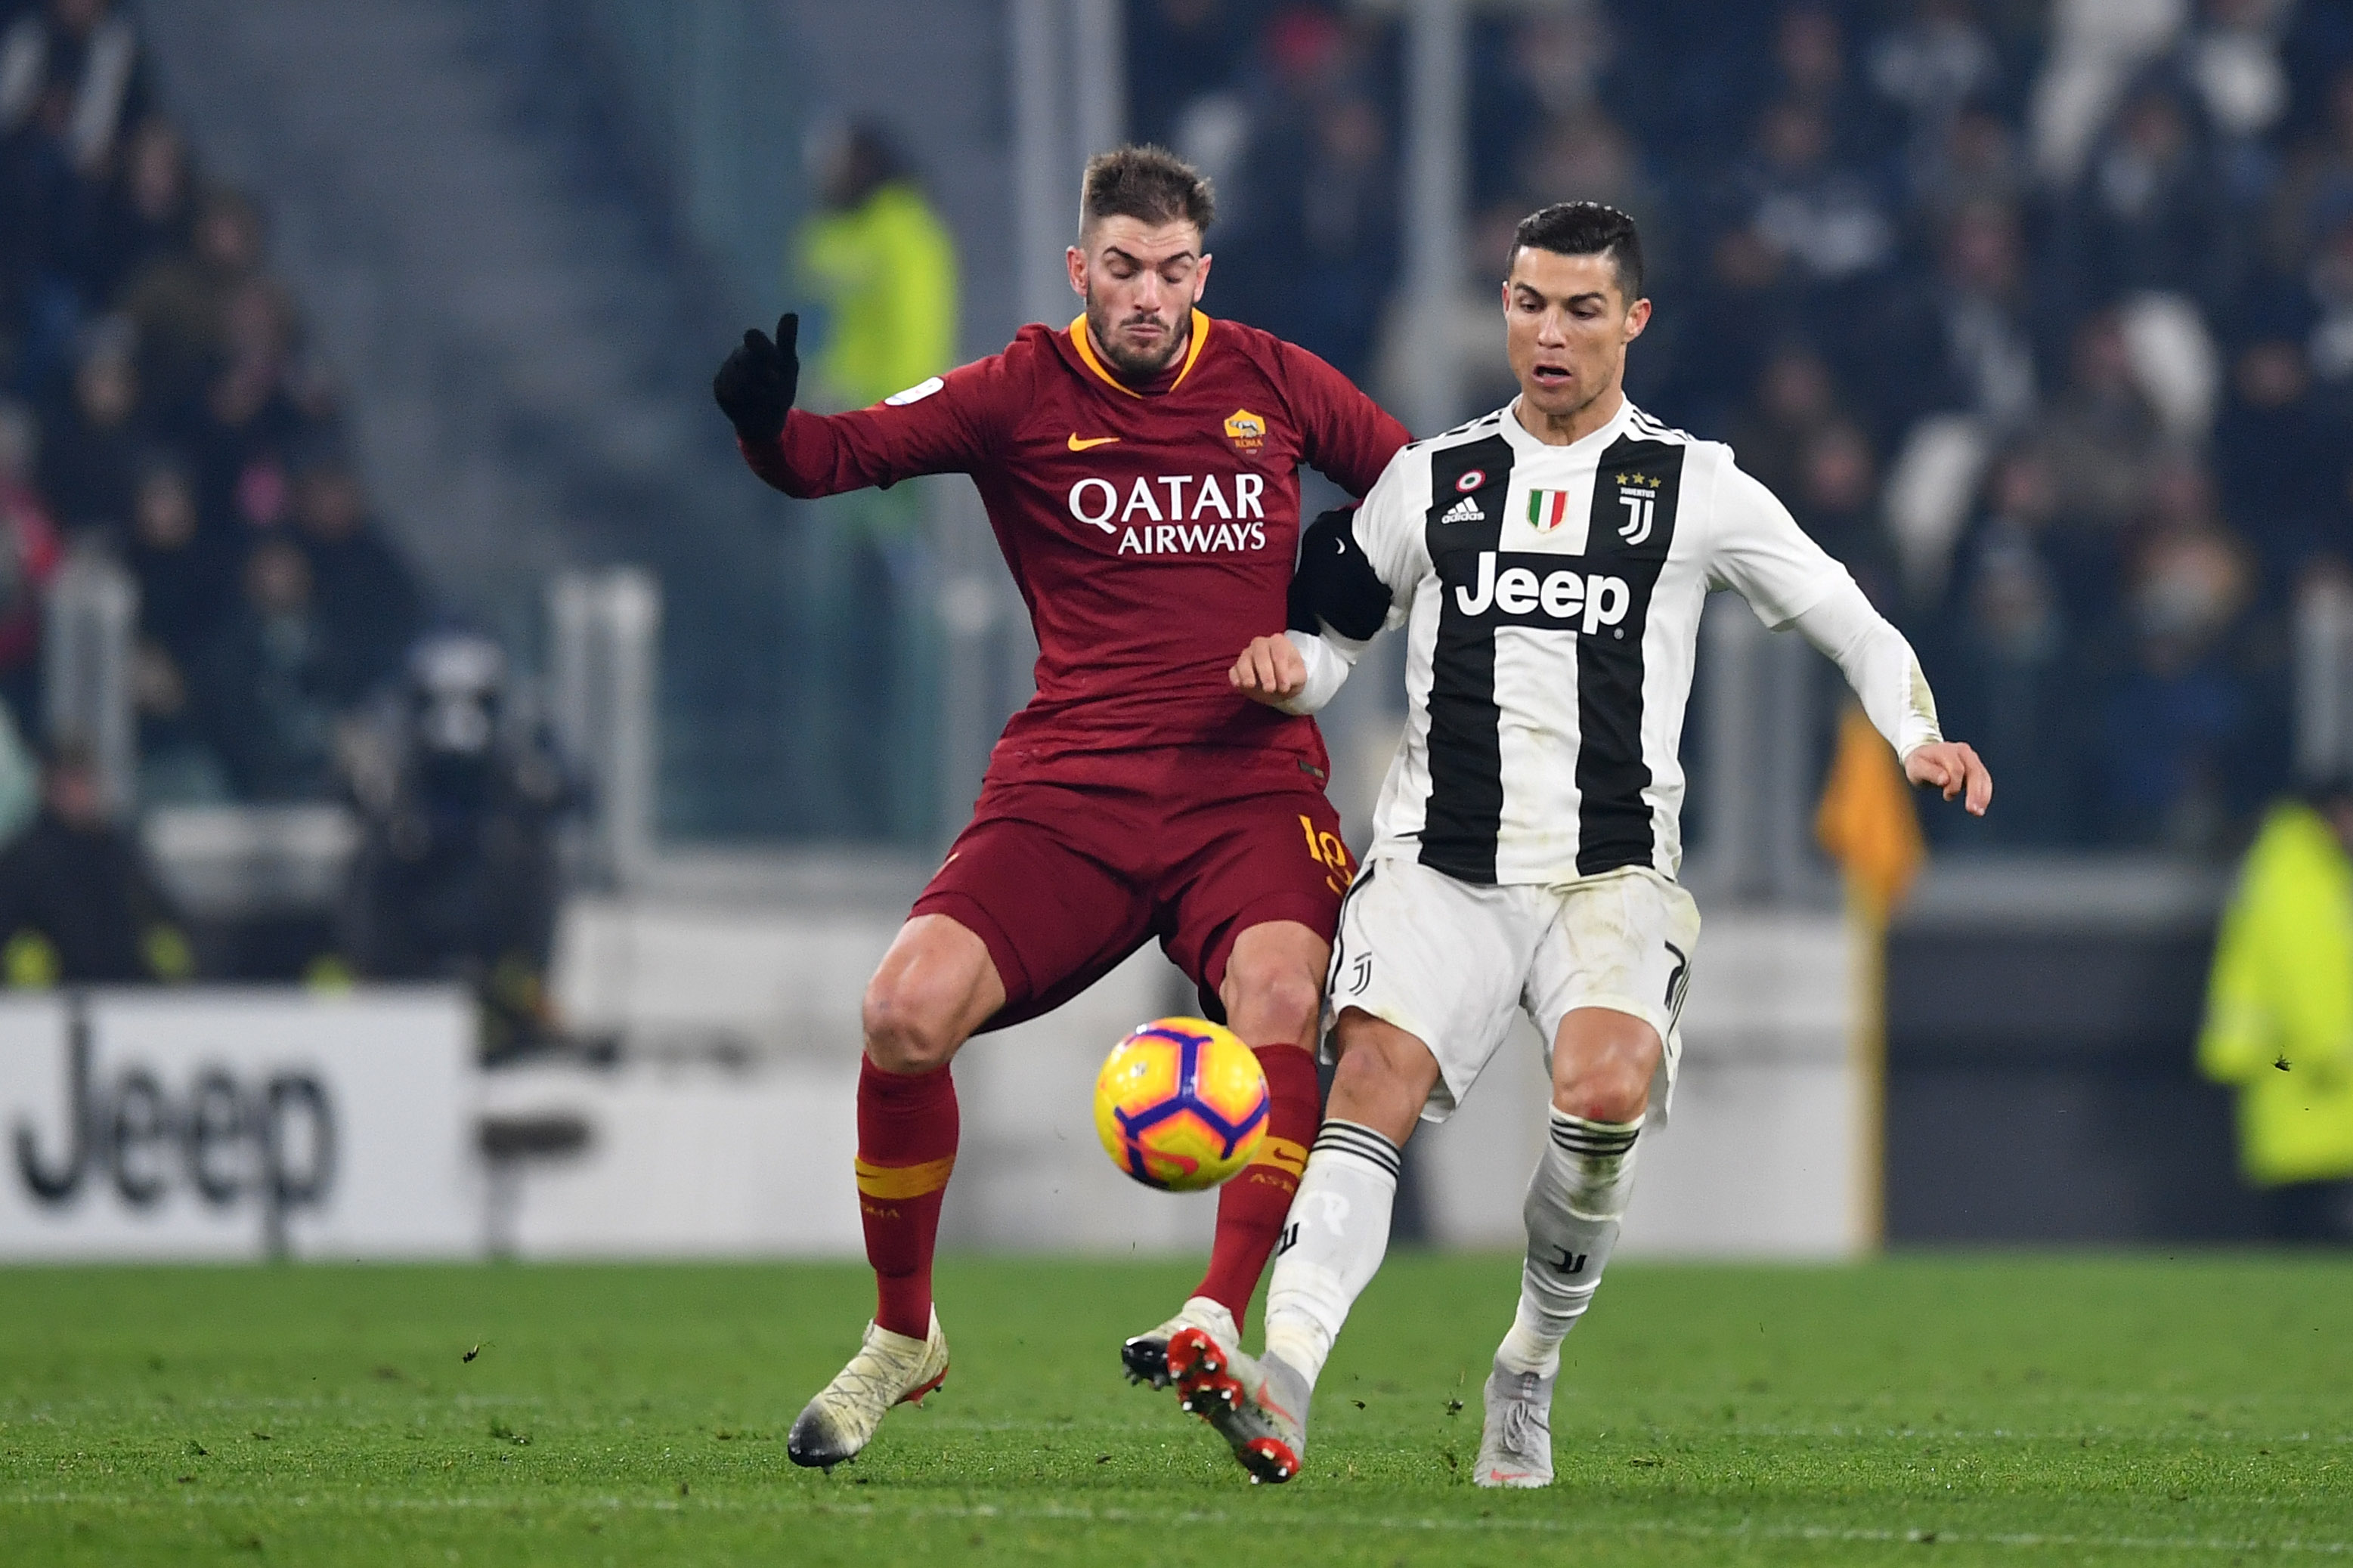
[1497,1108,1642,1378]
[1260,1120,1401,1388]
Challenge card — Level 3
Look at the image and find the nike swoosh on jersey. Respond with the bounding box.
[1067,434,1120,450]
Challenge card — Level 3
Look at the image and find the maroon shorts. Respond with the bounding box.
[912,748,1355,1032]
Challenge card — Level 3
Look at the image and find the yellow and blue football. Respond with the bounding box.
[1093,1016,1270,1192]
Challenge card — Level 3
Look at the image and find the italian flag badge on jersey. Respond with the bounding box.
[1528,489,1573,533]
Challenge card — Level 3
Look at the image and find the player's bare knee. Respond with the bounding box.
[1550,1061,1650,1124]
[1329,1013,1438,1140]
[1551,1012,1661,1124]
[1225,959,1321,1045]
[861,974,960,1074]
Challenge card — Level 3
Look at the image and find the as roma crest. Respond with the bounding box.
[1223,409,1267,452]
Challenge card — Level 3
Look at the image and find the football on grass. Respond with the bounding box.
[1093,1016,1269,1191]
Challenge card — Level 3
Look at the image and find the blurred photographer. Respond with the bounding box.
[342,630,571,1062]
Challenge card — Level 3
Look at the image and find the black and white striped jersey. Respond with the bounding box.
[1284,395,1943,886]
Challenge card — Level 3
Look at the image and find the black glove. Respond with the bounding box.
[713,312,799,445]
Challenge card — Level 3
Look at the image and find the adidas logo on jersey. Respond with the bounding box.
[1438,496,1485,524]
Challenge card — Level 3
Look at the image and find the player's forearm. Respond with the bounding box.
[737,409,906,499]
[1273,629,1361,716]
[1277,503,1391,714]
[1788,580,1943,759]
[736,411,828,498]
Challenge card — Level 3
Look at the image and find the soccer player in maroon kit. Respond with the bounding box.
[712,146,1410,1470]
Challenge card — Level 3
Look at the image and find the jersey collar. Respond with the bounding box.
[1068,309,1212,397]
[1499,392,1635,457]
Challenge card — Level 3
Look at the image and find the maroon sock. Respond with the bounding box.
[1193,1043,1320,1320]
[855,1057,958,1339]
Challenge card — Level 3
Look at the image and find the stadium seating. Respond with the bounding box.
[1138,0,2349,854]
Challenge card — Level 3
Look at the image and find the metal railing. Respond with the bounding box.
[1692,596,1832,907]
[2296,571,2353,786]
[571,0,807,320]
[1009,0,1128,326]
[41,552,138,817]
[548,568,662,888]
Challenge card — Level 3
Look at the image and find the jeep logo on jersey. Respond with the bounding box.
[1068,473,1270,554]
[1451,551,1630,634]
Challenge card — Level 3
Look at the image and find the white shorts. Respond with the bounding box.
[1325,854,1702,1124]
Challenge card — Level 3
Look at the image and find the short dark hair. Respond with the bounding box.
[1080,144,1215,238]
[1509,201,1644,302]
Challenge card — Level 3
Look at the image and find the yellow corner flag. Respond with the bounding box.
[1814,702,1925,1254]
[1815,704,1926,924]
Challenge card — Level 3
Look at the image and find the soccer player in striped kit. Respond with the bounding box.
[713,147,1410,1470]
[1169,202,1992,1485]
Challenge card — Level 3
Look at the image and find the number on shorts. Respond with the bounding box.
[1298,814,1353,895]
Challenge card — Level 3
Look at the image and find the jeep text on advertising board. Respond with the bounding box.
[12,1000,334,1251]
[0,988,476,1260]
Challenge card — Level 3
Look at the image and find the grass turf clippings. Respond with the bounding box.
[2,1253,2348,1565]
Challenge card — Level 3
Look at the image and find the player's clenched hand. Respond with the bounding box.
[1230,633,1307,707]
[713,312,800,444]
[1905,741,1992,817]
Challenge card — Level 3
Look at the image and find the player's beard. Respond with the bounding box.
[1085,287,1190,381]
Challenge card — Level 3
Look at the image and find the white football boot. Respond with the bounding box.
[785,1310,949,1471]
[1474,1360,1556,1488]
[1120,1294,1237,1389]
[1169,1326,1310,1483]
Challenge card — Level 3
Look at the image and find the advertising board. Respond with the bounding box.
[0,988,475,1260]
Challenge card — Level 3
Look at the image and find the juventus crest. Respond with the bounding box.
[1615,472,1661,546]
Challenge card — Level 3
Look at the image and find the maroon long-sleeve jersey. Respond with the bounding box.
[740,310,1410,781]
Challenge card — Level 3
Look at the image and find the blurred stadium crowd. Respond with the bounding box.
[1143,0,2352,852]
[0,0,573,1019]
[0,0,426,815]
[5,0,2350,868]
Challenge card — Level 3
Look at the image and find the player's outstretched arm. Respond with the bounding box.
[717,319,1002,500]
[713,313,799,445]
[1784,578,1992,818]
[1711,458,1992,818]
[1903,741,1992,816]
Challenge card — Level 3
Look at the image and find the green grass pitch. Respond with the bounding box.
[2,1253,2347,1566]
